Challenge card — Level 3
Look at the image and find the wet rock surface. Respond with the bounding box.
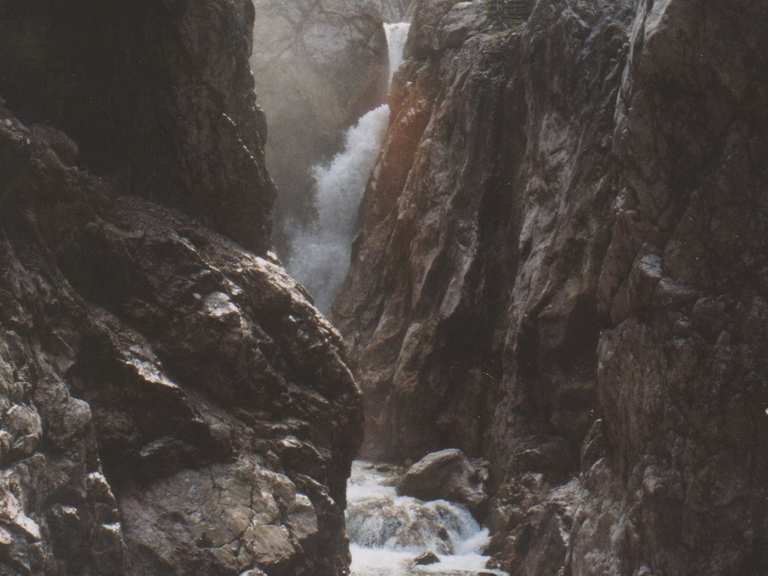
[334,0,768,574]
[250,0,389,254]
[348,497,457,554]
[412,551,439,566]
[0,2,362,575]
[398,450,486,516]
[346,461,501,575]
[0,101,362,576]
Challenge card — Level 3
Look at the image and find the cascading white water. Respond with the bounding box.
[285,105,390,311]
[347,462,509,576]
[287,23,411,312]
[385,23,410,82]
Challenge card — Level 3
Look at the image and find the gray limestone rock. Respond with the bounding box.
[0,2,362,575]
[397,449,487,516]
[334,0,768,573]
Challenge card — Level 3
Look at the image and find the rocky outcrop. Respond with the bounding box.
[397,449,486,516]
[0,1,362,575]
[250,0,388,254]
[0,0,274,253]
[334,0,768,574]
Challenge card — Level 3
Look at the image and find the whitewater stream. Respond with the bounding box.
[347,462,508,576]
[287,23,411,312]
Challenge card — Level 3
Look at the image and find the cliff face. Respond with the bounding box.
[334,0,768,574]
[0,2,362,575]
[250,0,388,254]
[0,0,274,253]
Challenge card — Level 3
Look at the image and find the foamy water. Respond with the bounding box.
[287,23,411,312]
[386,22,410,82]
[347,462,508,576]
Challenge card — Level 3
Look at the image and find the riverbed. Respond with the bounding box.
[347,461,508,576]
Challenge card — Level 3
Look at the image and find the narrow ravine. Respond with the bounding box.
[287,23,411,312]
[347,462,508,576]
[284,20,509,574]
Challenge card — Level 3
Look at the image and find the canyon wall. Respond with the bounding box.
[0,1,362,575]
[334,0,768,574]
[0,0,273,253]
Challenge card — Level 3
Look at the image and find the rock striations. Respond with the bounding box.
[334,0,768,574]
[0,1,362,575]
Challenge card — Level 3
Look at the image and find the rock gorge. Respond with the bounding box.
[334,0,768,574]
[0,1,361,574]
[0,0,766,575]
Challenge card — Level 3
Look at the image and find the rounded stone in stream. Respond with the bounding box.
[347,496,455,553]
[398,449,487,516]
[413,551,440,565]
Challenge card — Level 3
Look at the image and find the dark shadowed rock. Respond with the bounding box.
[413,551,439,566]
[334,0,768,573]
[0,2,362,575]
[398,450,486,516]
[0,101,362,576]
[0,0,274,252]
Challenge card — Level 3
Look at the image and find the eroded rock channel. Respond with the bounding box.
[347,459,504,576]
[1,0,767,575]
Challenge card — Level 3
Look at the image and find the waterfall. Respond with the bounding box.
[287,23,411,313]
[386,23,410,82]
[348,462,508,576]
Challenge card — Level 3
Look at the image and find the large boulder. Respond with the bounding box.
[398,450,487,515]
[0,97,363,576]
[0,1,363,574]
[346,497,455,554]
[250,0,389,254]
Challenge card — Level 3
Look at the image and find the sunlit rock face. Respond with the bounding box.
[334,0,768,574]
[0,2,362,575]
[250,0,389,255]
